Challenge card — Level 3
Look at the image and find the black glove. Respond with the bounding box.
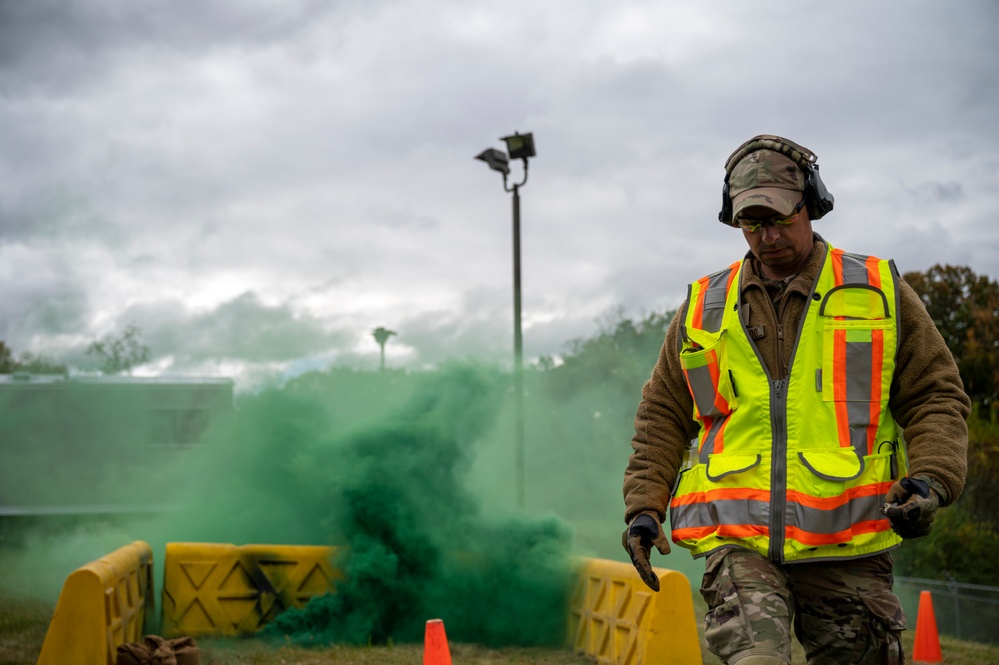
[882,476,940,539]
[622,511,670,592]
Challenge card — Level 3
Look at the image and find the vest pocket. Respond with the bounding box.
[784,449,898,557]
[819,317,894,404]
[706,453,762,481]
[797,449,865,482]
[819,283,890,319]
[818,314,895,456]
[818,283,893,406]
[680,331,739,418]
[670,454,770,554]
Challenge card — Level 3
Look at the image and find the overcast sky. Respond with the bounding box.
[1,0,997,387]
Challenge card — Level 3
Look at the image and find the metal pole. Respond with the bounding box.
[512,184,525,510]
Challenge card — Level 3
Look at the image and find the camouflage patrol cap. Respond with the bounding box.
[729,149,806,219]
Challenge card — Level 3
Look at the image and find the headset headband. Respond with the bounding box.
[723,134,818,175]
[718,134,834,224]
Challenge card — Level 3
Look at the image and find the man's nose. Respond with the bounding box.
[760,224,781,244]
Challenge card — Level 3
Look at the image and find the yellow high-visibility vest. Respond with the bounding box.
[670,244,906,562]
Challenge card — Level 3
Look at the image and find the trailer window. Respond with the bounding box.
[147,408,211,445]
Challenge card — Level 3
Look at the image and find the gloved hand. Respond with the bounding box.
[622,511,671,592]
[882,476,940,539]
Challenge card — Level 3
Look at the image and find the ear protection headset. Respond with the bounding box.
[718,134,834,226]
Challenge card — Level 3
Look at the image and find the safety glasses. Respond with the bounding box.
[735,197,806,233]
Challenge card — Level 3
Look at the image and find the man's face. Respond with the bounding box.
[738,200,815,279]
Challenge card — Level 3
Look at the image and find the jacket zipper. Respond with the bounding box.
[768,378,788,563]
[777,324,786,376]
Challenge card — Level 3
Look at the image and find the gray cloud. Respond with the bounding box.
[120,292,342,366]
[1,0,997,385]
[0,1,353,93]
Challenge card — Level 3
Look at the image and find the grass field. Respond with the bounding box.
[5,594,999,665]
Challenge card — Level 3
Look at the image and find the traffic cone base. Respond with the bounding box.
[424,618,453,665]
[912,590,942,664]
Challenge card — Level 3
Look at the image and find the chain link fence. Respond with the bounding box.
[895,575,999,644]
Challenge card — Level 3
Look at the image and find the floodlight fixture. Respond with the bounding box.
[474,148,510,176]
[501,132,536,160]
[475,130,535,191]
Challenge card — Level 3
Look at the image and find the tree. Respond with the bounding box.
[372,327,397,371]
[896,265,999,585]
[0,340,67,374]
[539,307,674,399]
[14,351,67,375]
[86,324,152,375]
[903,264,999,416]
[0,341,14,373]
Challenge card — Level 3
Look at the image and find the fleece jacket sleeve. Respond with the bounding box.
[623,306,700,524]
[890,277,971,505]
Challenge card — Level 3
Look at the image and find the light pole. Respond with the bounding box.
[475,131,536,510]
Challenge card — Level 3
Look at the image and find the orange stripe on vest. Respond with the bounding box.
[671,524,770,541]
[785,518,892,547]
[670,487,770,507]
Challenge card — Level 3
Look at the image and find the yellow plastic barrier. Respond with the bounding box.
[161,543,342,637]
[159,543,699,663]
[36,540,154,665]
[569,558,702,665]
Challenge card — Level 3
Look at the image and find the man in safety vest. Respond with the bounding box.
[622,135,970,665]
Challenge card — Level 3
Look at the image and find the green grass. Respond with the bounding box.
[0,597,594,665]
[197,639,594,665]
[5,552,999,665]
[4,594,999,665]
[0,598,50,665]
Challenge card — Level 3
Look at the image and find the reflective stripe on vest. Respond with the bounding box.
[670,243,904,562]
[680,261,741,460]
[687,260,741,334]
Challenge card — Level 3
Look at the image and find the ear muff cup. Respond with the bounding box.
[718,135,834,226]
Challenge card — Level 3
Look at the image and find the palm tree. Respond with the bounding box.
[372,327,397,371]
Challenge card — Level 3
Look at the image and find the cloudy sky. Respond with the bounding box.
[1,0,997,387]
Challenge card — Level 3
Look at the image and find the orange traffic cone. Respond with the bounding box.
[912,590,942,663]
[424,618,453,665]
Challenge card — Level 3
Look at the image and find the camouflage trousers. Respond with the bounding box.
[699,548,907,665]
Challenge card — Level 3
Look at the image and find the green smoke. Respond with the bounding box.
[257,363,574,646]
[130,363,573,646]
[1,308,707,644]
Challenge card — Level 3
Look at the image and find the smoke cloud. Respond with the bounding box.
[1,317,706,645]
